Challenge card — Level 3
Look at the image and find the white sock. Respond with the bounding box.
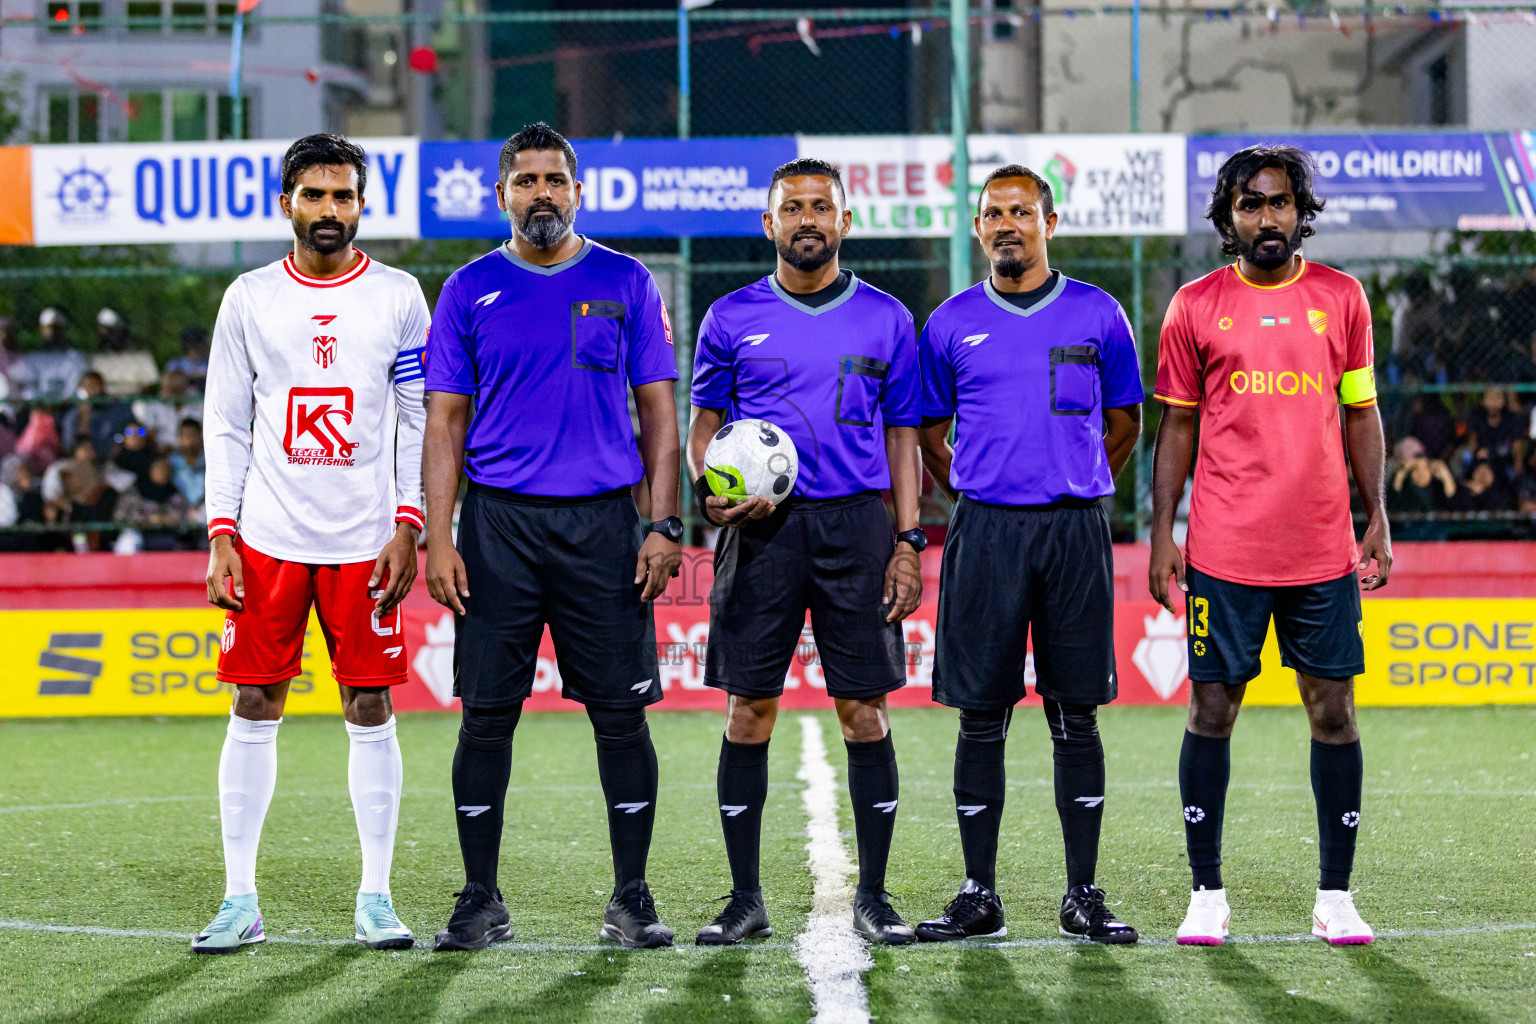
[347,716,403,896]
[219,712,280,899]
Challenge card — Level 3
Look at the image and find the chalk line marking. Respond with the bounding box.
[794,714,872,1024]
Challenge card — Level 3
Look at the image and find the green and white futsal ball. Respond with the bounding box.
[703,418,798,506]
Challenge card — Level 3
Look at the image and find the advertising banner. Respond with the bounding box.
[804,133,1188,238]
[419,137,796,239]
[28,137,419,246]
[1188,132,1536,232]
[4,598,1530,718]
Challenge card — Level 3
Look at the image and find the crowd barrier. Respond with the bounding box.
[1,543,1532,718]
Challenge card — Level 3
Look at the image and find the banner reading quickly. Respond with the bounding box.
[2,598,1530,718]
[29,137,419,246]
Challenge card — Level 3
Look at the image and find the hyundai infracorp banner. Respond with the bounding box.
[29,137,419,246]
[418,137,796,239]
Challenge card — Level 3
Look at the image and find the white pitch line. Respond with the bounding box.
[794,715,873,1024]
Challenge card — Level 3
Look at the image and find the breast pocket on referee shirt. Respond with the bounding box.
[1049,344,1100,416]
[571,300,626,372]
[835,355,891,427]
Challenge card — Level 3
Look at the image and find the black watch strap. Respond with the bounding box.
[896,527,927,552]
[648,515,684,542]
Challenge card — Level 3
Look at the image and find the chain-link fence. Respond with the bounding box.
[2,2,1534,546]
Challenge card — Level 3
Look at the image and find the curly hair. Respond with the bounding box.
[1205,144,1326,257]
[281,134,368,196]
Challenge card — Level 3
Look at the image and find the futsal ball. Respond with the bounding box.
[703,418,798,506]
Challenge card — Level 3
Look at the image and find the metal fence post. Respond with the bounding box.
[1130,0,1148,542]
[949,0,971,297]
[677,3,696,531]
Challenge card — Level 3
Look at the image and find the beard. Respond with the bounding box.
[776,229,840,272]
[1236,225,1303,271]
[302,217,358,256]
[516,200,575,250]
[992,240,1027,280]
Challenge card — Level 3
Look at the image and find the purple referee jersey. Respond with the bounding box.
[920,275,1144,505]
[427,238,678,496]
[692,272,919,499]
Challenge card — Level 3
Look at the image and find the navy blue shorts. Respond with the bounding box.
[932,497,1117,709]
[453,484,662,710]
[705,491,905,701]
[1186,567,1365,686]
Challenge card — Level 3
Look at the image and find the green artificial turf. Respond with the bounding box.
[1,705,1533,1023]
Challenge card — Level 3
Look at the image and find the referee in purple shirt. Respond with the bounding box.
[422,124,683,953]
[687,158,925,946]
[914,166,1145,944]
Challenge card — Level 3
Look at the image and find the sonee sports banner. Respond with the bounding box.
[3,598,1532,717]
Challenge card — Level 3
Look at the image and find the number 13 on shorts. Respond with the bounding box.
[1188,596,1209,637]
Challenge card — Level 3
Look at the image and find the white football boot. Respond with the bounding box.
[1176,887,1230,946]
[1312,889,1374,945]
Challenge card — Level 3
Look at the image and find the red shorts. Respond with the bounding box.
[216,540,408,687]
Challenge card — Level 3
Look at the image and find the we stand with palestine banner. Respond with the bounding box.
[4,130,1533,245]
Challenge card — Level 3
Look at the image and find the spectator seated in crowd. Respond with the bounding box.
[91,308,161,398]
[167,418,205,510]
[46,438,119,531]
[61,370,135,456]
[1389,437,1457,514]
[132,369,202,449]
[112,456,188,529]
[11,308,89,403]
[165,326,210,391]
[1456,459,1516,513]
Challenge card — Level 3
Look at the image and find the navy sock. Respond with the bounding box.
[1179,730,1230,891]
[717,736,770,892]
[845,733,899,893]
[1312,739,1363,890]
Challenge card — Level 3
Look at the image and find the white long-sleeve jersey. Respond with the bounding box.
[204,251,428,564]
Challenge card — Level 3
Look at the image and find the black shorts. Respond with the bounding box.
[705,491,905,701]
[1186,567,1365,685]
[932,497,1117,709]
[453,484,661,710]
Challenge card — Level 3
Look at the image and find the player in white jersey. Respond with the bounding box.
[192,135,429,954]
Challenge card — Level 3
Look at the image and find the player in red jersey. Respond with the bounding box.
[1149,145,1390,947]
[192,135,428,954]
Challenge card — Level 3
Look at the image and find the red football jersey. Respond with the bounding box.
[1155,259,1377,586]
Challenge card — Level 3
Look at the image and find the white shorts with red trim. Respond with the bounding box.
[216,540,408,687]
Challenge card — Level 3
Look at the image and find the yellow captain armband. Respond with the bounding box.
[1337,365,1377,406]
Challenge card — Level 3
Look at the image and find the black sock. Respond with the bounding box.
[717,736,769,893]
[954,710,1009,890]
[451,703,522,891]
[1179,730,1230,891]
[845,733,899,893]
[1312,739,1363,890]
[589,707,659,891]
[1045,700,1105,891]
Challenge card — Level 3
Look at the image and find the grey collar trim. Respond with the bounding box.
[769,270,860,316]
[499,236,593,276]
[983,271,1067,317]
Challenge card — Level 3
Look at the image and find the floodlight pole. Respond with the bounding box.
[948,0,971,297]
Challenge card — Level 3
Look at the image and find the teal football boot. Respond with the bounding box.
[191,894,265,954]
[355,892,414,950]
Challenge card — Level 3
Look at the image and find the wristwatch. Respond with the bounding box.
[896,528,928,552]
[648,516,684,542]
